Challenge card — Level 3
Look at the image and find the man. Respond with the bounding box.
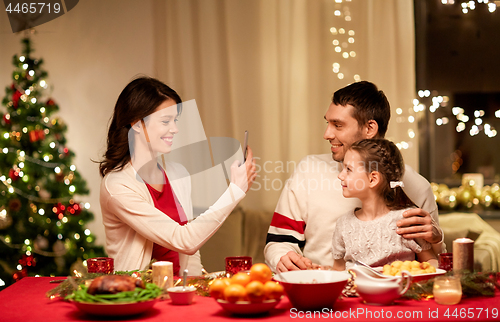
[264,81,444,272]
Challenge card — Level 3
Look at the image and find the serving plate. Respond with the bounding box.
[69,299,158,316]
[216,298,281,315]
[374,267,447,283]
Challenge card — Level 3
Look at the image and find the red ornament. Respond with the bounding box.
[29,129,45,142]
[46,99,55,106]
[68,203,81,216]
[52,203,67,219]
[3,114,11,125]
[19,254,36,267]
[53,202,67,220]
[10,83,15,90]
[13,268,28,282]
[55,172,64,182]
[8,168,20,181]
[8,198,22,212]
[12,90,22,108]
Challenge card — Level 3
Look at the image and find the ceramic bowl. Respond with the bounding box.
[167,286,196,305]
[273,270,350,311]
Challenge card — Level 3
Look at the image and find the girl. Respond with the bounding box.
[332,139,437,270]
[99,77,256,275]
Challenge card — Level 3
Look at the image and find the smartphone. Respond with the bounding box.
[243,130,249,162]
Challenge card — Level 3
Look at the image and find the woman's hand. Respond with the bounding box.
[230,146,257,193]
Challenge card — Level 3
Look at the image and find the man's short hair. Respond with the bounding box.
[332,81,390,137]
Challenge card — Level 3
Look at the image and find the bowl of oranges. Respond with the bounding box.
[209,263,284,315]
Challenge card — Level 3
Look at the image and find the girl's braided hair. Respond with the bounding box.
[348,139,416,210]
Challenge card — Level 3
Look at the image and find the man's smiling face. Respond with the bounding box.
[323,103,366,162]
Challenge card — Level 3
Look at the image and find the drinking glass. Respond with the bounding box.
[438,252,453,271]
[225,256,252,275]
[87,257,114,274]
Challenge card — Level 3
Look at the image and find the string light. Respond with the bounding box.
[443,0,497,13]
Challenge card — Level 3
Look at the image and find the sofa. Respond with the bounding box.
[199,209,500,272]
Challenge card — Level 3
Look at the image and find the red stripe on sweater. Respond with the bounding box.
[270,212,306,235]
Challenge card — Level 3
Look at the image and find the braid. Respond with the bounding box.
[350,139,415,210]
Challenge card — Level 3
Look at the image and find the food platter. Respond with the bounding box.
[215,298,281,315]
[374,267,447,283]
[69,299,158,316]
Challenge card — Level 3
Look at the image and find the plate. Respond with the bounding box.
[374,267,447,283]
[216,298,281,315]
[69,299,158,316]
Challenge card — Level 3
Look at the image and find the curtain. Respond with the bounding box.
[152,0,417,211]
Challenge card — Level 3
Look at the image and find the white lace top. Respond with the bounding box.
[332,207,431,269]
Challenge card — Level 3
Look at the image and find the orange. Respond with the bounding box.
[224,284,247,303]
[245,281,265,302]
[209,278,230,299]
[249,263,272,284]
[263,281,284,300]
[230,272,251,287]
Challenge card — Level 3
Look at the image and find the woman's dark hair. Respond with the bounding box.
[332,81,390,137]
[348,139,415,210]
[99,77,182,177]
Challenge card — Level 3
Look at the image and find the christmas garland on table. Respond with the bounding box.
[46,266,226,299]
[403,271,500,300]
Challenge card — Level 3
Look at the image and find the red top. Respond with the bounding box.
[145,169,187,276]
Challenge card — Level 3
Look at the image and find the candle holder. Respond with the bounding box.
[225,256,252,275]
[433,276,462,305]
[87,257,114,274]
[152,261,174,290]
[438,252,453,271]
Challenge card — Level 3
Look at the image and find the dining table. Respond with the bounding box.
[1,276,499,322]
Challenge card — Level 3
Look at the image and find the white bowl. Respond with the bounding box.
[273,270,350,311]
[167,286,196,305]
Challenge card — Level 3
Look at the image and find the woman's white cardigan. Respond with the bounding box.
[100,162,245,275]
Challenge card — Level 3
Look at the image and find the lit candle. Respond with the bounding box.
[453,238,474,273]
[433,276,462,305]
[152,261,173,290]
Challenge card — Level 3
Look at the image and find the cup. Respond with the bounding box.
[87,257,114,274]
[438,252,453,271]
[225,256,252,275]
[433,276,462,305]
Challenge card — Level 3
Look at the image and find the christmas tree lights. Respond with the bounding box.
[0,37,105,290]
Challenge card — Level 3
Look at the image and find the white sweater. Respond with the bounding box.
[264,154,443,272]
[100,162,245,274]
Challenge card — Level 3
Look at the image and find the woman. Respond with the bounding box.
[99,77,256,275]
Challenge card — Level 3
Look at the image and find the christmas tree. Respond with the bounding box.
[0,37,105,290]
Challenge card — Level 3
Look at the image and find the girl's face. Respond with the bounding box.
[142,98,179,154]
[338,150,371,199]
